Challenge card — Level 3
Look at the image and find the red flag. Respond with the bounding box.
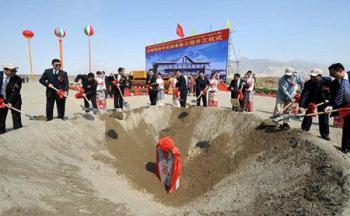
[176,24,185,38]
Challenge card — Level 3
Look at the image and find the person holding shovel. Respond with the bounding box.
[147,69,158,106]
[176,70,188,108]
[39,59,69,121]
[229,73,246,111]
[195,71,209,107]
[0,63,23,134]
[272,67,304,129]
[299,69,332,140]
[325,63,350,153]
[74,72,98,114]
[110,67,130,109]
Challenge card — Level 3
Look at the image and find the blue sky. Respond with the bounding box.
[0,0,349,74]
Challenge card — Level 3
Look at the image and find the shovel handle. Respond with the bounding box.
[306,108,349,117]
[236,84,245,100]
[280,102,293,114]
[4,103,33,118]
[197,86,209,101]
[50,86,82,107]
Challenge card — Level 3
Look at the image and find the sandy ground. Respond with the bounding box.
[1,81,350,215]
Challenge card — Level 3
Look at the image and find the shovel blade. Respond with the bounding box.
[123,102,130,109]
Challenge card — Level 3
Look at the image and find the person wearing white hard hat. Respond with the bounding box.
[0,63,23,134]
[272,67,305,129]
[298,68,332,140]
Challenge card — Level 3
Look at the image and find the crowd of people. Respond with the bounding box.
[0,59,349,155]
[271,64,350,154]
[148,69,256,111]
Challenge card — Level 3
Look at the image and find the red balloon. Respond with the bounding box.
[22,30,34,39]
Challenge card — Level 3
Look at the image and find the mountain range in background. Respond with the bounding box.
[229,57,329,78]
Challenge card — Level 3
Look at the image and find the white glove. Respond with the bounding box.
[324,106,333,113]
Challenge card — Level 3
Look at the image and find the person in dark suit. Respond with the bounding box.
[0,63,23,134]
[299,69,332,140]
[325,63,350,153]
[39,59,69,121]
[147,69,158,106]
[195,71,209,106]
[109,67,131,109]
[176,70,188,107]
[74,72,98,113]
[229,73,247,111]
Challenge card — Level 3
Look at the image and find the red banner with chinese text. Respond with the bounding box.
[146,29,230,54]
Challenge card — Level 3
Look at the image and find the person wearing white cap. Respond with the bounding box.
[0,63,23,134]
[273,67,304,129]
[298,68,332,140]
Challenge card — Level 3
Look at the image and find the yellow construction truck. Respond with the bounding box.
[129,70,147,87]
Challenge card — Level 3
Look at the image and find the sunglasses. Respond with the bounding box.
[54,64,61,67]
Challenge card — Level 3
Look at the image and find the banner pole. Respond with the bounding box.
[59,38,64,69]
[229,31,240,74]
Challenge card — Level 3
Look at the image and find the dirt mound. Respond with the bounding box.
[105,107,264,205]
[1,106,350,215]
[104,106,350,213]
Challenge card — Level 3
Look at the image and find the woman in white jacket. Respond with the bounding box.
[156,73,165,106]
[96,71,107,109]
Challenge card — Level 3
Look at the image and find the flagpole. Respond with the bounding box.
[27,39,33,77]
[88,37,92,73]
[59,38,64,69]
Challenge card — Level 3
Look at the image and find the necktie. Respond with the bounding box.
[335,79,345,106]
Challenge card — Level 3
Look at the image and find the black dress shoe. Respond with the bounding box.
[321,136,331,141]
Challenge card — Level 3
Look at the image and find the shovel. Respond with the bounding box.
[191,87,208,104]
[3,104,46,121]
[230,84,245,110]
[50,86,91,112]
[74,83,99,113]
[259,102,294,128]
[112,74,130,109]
[273,101,326,123]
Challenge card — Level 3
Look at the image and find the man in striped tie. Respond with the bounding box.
[325,63,350,153]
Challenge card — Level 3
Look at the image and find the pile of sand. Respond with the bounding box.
[1,106,350,215]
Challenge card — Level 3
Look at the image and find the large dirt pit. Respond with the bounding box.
[1,106,350,215]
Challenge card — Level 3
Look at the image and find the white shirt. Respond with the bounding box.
[1,74,9,99]
[96,76,106,91]
[156,78,164,90]
[236,79,240,89]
